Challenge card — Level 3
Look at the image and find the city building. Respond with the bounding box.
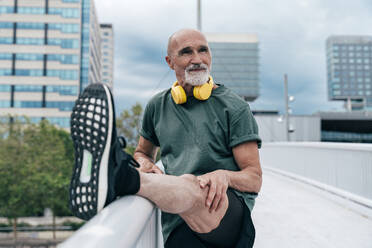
[326,35,372,111]
[99,24,114,89]
[318,111,372,143]
[205,33,259,101]
[0,0,102,129]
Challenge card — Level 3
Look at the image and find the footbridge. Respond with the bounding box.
[60,142,372,248]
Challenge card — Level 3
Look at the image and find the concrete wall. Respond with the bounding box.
[260,142,372,205]
[255,115,321,142]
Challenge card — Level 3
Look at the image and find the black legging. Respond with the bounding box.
[165,189,255,248]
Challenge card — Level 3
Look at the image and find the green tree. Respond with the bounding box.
[0,118,74,239]
[0,119,42,239]
[23,120,73,239]
[116,103,143,155]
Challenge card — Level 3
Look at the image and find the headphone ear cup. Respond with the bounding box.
[193,82,213,100]
[171,85,187,104]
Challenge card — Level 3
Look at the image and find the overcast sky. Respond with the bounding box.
[95,0,372,115]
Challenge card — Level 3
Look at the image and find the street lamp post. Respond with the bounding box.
[197,0,202,31]
[284,74,295,141]
[284,74,290,141]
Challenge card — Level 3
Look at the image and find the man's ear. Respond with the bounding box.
[165,56,174,70]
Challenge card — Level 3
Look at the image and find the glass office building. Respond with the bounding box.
[0,0,102,129]
[326,36,372,111]
[100,23,114,89]
[206,33,260,101]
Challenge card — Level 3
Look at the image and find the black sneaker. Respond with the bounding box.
[69,83,118,220]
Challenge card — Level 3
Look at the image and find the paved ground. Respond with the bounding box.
[252,169,372,248]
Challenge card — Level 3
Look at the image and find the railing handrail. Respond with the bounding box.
[260,142,372,205]
[60,162,165,248]
[263,141,372,151]
[59,195,163,248]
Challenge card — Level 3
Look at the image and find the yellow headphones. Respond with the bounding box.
[171,76,214,104]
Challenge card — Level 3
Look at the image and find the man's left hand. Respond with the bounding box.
[197,170,229,212]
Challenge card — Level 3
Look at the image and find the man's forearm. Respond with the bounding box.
[225,167,262,193]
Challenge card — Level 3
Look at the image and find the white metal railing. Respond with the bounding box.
[59,161,165,248]
[260,142,372,207]
[59,195,164,248]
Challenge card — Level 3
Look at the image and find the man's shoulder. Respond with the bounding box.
[147,88,171,107]
[214,84,251,112]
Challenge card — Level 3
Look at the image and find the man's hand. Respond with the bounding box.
[137,157,163,174]
[197,170,229,212]
[134,136,162,174]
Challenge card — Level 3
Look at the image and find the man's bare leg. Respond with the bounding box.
[137,173,228,233]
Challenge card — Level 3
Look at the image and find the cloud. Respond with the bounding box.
[95,0,372,115]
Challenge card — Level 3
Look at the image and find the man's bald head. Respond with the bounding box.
[167,29,208,57]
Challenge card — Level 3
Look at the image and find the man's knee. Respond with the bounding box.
[179,174,206,205]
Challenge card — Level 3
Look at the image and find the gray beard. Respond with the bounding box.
[184,69,210,86]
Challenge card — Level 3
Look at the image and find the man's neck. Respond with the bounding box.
[180,82,219,97]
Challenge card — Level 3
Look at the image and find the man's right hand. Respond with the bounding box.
[134,136,162,174]
[140,163,163,174]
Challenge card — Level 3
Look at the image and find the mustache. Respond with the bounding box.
[186,63,208,72]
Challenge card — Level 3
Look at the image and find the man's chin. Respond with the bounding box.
[185,74,210,86]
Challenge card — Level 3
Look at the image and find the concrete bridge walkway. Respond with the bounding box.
[252,169,372,248]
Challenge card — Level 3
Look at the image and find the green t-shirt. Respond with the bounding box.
[140,85,261,243]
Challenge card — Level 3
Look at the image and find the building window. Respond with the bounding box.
[16,38,44,45]
[0,6,14,13]
[18,7,45,14]
[0,85,11,92]
[47,54,79,64]
[48,8,80,18]
[48,39,79,49]
[0,37,13,44]
[17,23,44,30]
[0,22,13,29]
[47,70,78,80]
[0,53,12,60]
[103,32,109,36]
[46,85,78,95]
[0,100,10,108]
[14,101,42,108]
[16,54,44,61]
[14,85,43,92]
[0,69,12,76]
[333,78,340,83]
[45,101,75,111]
[49,23,80,33]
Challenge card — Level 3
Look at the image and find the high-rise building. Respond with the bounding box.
[326,35,372,111]
[0,0,102,129]
[100,23,114,89]
[205,33,260,101]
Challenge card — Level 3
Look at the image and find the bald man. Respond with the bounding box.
[69,29,262,248]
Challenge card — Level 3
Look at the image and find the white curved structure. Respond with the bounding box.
[260,142,372,207]
[59,195,163,248]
